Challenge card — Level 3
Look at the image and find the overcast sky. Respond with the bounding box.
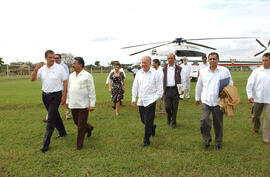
[0,0,269,65]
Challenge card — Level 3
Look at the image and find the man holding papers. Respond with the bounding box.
[195,52,233,150]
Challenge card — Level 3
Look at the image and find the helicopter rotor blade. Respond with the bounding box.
[186,37,258,41]
[254,49,267,57]
[121,41,172,49]
[185,41,216,50]
[129,42,174,56]
[256,39,267,49]
[268,40,270,47]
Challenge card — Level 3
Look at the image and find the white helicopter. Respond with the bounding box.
[123,37,267,78]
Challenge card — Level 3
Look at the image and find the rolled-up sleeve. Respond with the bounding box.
[246,71,255,99]
[132,74,139,102]
[195,73,203,101]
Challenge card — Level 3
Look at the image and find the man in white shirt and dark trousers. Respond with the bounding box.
[30,50,68,152]
[198,55,209,78]
[195,52,233,150]
[132,56,163,147]
[180,56,192,99]
[246,53,270,146]
[66,57,96,150]
[152,59,164,115]
[163,54,185,128]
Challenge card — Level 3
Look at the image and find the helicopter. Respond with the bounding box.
[122,37,267,78]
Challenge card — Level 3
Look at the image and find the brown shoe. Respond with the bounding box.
[42,119,48,123]
[66,117,71,120]
[87,127,94,137]
[253,130,259,134]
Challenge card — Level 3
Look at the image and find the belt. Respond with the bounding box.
[42,91,62,95]
[166,86,176,88]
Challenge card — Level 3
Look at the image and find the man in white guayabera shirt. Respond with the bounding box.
[197,55,209,78]
[132,56,163,147]
[66,57,96,150]
[180,56,192,99]
[246,52,270,146]
[195,52,233,150]
[30,50,67,153]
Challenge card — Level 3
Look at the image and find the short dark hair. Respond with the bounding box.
[55,54,62,59]
[45,50,54,57]
[202,55,207,59]
[153,59,160,66]
[74,57,85,68]
[114,61,121,67]
[263,52,270,58]
[208,52,219,60]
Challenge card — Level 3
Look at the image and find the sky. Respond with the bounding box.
[0,0,270,65]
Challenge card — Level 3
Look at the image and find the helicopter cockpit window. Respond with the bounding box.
[175,50,205,57]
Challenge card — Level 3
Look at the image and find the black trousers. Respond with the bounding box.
[71,109,93,148]
[164,87,179,125]
[42,91,67,148]
[139,101,156,143]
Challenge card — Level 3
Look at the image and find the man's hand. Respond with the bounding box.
[220,91,226,98]
[195,100,200,106]
[131,101,136,108]
[35,62,44,71]
[88,106,95,112]
[65,104,69,109]
[61,96,66,105]
[180,90,184,95]
[105,83,108,87]
[108,88,112,93]
[249,98,254,103]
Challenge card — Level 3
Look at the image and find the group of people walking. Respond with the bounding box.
[30,49,270,152]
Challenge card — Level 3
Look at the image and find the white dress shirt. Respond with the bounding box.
[166,65,186,91]
[37,63,67,93]
[246,67,270,103]
[198,62,209,71]
[132,68,163,107]
[106,68,126,84]
[195,66,233,106]
[155,66,164,81]
[66,69,96,108]
[181,63,192,79]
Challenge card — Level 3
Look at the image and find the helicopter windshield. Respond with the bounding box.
[175,50,205,57]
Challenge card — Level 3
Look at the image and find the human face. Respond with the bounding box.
[141,56,151,72]
[114,65,120,72]
[72,60,82,73]
[262,56,270,69]
[45,53,55,67]
[152,62,158,69]
[167,54,176,66]
[208,54,219,69]
[202,57,207,63]
[183,57,187,64]
[54,55,61,64]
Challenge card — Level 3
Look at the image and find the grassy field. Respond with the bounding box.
[1,72,270,177]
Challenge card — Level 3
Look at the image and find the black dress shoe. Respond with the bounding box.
[87,127,94,137]
[77,146,82,150]
[55,134,67,139]
[204,139,212,149]
[141,142,150,147]
[152,125,156,137]
[216,144,222,150]
[172,124,176,129]
[42,119,48,123]
[40,146,49,152]
[167,119,171,125]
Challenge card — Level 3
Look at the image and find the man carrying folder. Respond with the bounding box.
[195,52,233,149]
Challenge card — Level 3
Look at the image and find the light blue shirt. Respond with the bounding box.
[60,61,69,79]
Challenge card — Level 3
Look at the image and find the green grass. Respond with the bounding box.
[1,72,270,177]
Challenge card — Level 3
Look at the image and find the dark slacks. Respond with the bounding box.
[42,91,67,148]
[164,87,179,125]
[139,101,156,144]
[71,108,93,148]
[200,103,223,145]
